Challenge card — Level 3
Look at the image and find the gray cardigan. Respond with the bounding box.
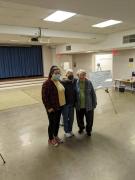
[76,79,97,111]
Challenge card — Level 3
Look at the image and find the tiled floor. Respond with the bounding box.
[0,86,135,180]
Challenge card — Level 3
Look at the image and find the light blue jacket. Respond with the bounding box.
[76,79,97,111]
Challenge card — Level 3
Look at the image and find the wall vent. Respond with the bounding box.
[66,45,71,51]
[123,34,135,43]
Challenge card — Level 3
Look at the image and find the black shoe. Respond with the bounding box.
[87,132,91,136]
[78,129,83,134]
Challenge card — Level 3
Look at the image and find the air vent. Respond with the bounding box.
[123,34,135,43]
[66,45,71,51]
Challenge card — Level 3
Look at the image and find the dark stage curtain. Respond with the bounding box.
[0,46,43,79]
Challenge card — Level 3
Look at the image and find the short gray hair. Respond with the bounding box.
[66,69,73,75]
[77,69,86,75]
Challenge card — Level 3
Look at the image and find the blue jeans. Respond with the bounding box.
[62,104,74,133]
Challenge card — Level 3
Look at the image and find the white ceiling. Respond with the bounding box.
[3,0,135,23]
[1,0,135,34]
[0,0,135,44]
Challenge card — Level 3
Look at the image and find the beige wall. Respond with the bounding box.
[52,49,73,76]
[113,49,135,79]
[56,29,135,54]
[72,53,93,77]
[42,47,135,80]
[95,54,112,72]
[42,46,52,77]
[42,47,73,77]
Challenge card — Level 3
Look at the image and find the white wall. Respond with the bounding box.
[56,43,94,54]
[113,49,135,79]
[72,53,113,78]
[95,54,113,72]
[52,48,73,76]
[42,46,53,77]
[72,53,93,76]
[42,46,135,81]
[42,46,73,77]
[56,29,135,54]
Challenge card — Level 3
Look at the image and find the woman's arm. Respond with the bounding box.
[90,81,97,108]
[42,81,53,111]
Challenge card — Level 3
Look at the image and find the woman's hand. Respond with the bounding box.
[48,108,54,113]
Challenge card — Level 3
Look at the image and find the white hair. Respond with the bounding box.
[77,69,86,75]
[66,69,73,75]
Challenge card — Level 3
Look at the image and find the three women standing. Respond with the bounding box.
[42,66,97,147]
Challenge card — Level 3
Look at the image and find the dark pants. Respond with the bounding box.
[76,109,94,133]
[62,104,74,133]
[47,109,62,140]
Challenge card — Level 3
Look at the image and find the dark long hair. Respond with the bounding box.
[48,65,59,79]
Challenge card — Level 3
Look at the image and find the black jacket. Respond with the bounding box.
[42,79,61,111]
[61,78,77,106]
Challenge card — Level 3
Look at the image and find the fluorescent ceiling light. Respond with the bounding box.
[92,20,122,28]
[87,50,93,53]
[10,40,19,42]
[44,10,76,22]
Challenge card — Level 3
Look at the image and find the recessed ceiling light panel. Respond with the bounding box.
[44,10,76,22]
[92,20,122,28]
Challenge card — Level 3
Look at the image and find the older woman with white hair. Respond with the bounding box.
[76,69,97,136]
[61,69,77,138]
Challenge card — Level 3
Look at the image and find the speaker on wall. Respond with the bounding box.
[129,58,134,62]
